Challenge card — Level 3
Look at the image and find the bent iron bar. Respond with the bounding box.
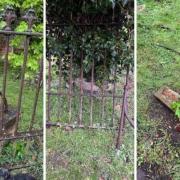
[29,59,43,131]
[116,66,130,150]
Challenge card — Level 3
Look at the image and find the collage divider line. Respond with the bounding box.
[43,0,47,179]
[134,0,137,179]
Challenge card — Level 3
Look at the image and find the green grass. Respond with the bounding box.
[0,67,43,131]
[47,127,134,180]
[0,64,43,179]
[47,73,134,179]
[137,0,180,178]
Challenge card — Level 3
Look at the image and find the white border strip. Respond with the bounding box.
[134,0,137,180]
[43,0,46,179]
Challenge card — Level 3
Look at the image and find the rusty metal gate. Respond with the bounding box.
[0,6,43,165]
[46,22,134,151]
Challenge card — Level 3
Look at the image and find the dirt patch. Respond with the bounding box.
[148,96,180,145]
[137,165,172,180]
[47,150,69,169]
[138,95,180,179]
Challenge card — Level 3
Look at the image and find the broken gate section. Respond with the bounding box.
[46,24,134,151]
[0,7,43,143]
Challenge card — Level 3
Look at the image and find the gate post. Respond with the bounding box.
[115,66,130,154]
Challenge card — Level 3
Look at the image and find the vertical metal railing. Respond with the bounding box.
[0,6,16,135]
[116,66,130,150]
[47,59,52,122]
[112,65,117,127]
[57,58,62,119]
[0,6,43,140]
[90,58,94,127]
[46,24,134,153]
[79,51,84,125]
[29,59,43,131]
[68,50,73,123]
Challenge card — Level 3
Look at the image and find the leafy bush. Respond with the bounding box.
[47,0,134,81]
[171,101,180,119]
[0,0,43,79]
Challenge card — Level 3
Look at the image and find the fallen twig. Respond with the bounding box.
[155,44,180,55]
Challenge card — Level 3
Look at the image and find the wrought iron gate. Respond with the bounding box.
[46,23,134,151]
[0,6,43,151]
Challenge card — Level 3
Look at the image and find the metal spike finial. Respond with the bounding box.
[22,8,37,32]
[2,6,17,31]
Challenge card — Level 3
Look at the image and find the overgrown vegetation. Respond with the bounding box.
[0,68,43,179]
[172,101,180,119]
[0,0,43,178]
[47,126,134,179]
[0,0,43,78]
[47,0,134,78]
[47,0,134,179]
[137,0,180,179]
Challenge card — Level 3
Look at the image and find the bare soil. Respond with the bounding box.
[137,95,180,179]
[149,96,180,145]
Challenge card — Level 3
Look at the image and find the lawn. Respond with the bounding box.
[137,0,180,179]
[0,63,43,179]
[47,127,134,180]
[46,72,134,179]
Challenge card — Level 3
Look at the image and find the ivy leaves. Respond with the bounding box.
[48,26,133,81]
[171,101,180,119]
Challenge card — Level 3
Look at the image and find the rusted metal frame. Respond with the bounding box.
[111,64,117,127]
[0,30,42,36]
[8,164,38,171]
[47,59,52,122]
[47,91,134,99]
[29,59,43,131]
[90,59,95,126]
[14,35,30,134]
[46,121,118,130]
[124,90,134,128]
[115,66,130,150]
[57,57,62,119]
[68,50,73,123]
[101,49,106,124]
[0,129,43,141]
[48,22,122,27]
[0,98,3,133]
[0,35,10,133]
[57,29,63,119]
[79,51,84,125]
[3,163,38,171]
